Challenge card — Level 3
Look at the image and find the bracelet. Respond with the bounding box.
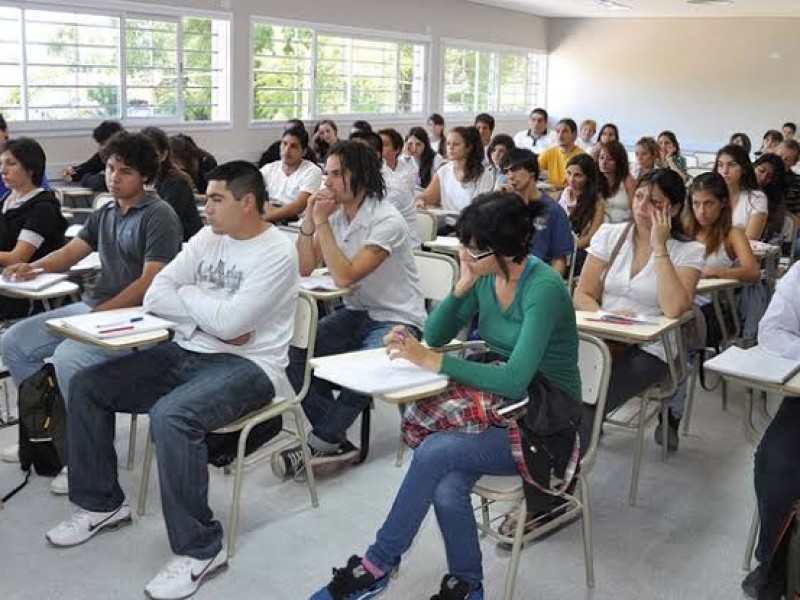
[653,253,669,259]
[314,221,331,229]
[299,228,314,237]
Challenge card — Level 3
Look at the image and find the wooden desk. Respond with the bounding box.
[46,318,170,351]
[0,280,81,311]
[299,269,351,302]
[697,278,743,344]
[696,278,742,294]
[575,310,686,344]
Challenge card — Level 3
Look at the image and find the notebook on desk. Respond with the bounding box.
[705,346,800,385]
[314,353,448,395]
[0,273,68,292]
[299,274,338,292]
[53,310,175,340]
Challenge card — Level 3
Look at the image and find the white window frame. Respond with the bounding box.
[440,37,547,118]
[249,17,431,128]
[2,0,231,136]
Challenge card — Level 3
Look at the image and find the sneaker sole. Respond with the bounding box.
[144,561,228,600]
[46,514,133,548]
[310,453,360,477]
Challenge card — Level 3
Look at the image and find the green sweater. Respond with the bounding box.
[425,257,581,402]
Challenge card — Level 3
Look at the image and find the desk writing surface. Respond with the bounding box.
[52,184,95,197]
[0,280,79,300]
[784,372,800,396]
[46,318,170,350]
[575,311,682,343]
[696,278,742,294]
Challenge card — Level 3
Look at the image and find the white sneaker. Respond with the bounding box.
[51,466,68,495]
[45,504,132,547]
[1,443,19,463]
[144,550,228,600]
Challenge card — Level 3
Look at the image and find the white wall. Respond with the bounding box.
[547,17,800,152]
[22,0,547,175]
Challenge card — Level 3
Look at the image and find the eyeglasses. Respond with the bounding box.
[466,247,495,261]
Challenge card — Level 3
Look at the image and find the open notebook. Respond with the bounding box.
[704,346,800,385]
[53,309,175,340]
[0,273,67,292]
[314,352,448,395]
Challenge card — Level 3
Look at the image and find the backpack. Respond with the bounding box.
[18,363,66,477]
[205,415,283,468]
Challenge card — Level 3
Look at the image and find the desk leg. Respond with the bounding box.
[127,414,138,470]
[357,404,371,464]
[724,288,741,340]
[395,402,406,468]
[682,354,700,435]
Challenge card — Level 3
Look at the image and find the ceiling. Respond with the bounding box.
[468,0,800,18]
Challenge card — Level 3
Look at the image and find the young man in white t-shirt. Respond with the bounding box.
[260,126,322,223]
[274,141,426,478]
[44,161,299,600]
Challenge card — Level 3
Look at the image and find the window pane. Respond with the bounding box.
[443,47,476,113]
[498,53,528,113]
[0,6,22,120]
[528,52,547,108]
[398,43,425,114]
[24,10,120,120]
[252,23,313,121]
[183,17,228,122]
[125,18,178,118]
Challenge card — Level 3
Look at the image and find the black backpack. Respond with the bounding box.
[18,363,65,476]
[206,415,283,467]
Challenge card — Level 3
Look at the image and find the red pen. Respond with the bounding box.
[584,318,633,325]
[98,325,135,335]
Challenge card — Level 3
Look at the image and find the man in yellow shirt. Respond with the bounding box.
[537,118,584,189]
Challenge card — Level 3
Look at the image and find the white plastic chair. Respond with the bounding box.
[415,211,437,243]
[695,152,717,168]
[683,154,699,168]
[137,292,320,556]
[471,333,611,600]
[779,213,798,274]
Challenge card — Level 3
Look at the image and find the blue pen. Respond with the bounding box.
[96,316,144,329]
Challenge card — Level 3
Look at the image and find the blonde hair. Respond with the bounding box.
[580,119,597,130]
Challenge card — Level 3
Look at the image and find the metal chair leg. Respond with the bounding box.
[682,354,699,435]
[503,498,528,600]
[579,474,595,588]
[227,427,249,558]
[137,435,155,516]
[660,401,669,463]
[127,414,138,470]
[293,405,319,508]
[629,395,648,506]
[743,507,760,571]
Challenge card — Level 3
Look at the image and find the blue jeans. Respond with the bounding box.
[365,427,518,588]
[1,302,130,406]
[67,342,274,559]
[665,349,697,419]
[288,308,419,448]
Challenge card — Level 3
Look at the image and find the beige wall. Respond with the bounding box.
[22,0,547,175]
[547,17,800,152]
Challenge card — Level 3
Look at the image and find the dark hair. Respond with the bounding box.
[406,126,436,188]
[597,123,619,144]
[784,122,797,134]
[729,132,752,155]
[349,130,383,157]
[427,113,445,127]
[658,130,681,155]
[456,192,543,280]
[351,120,373,134]
[557,118,578,134]
[636,168,687,240]
[781,138,800,158]
[327,141,386,200]
[313,119,338,161]
[378,128,404,153]
[140,126,194,190]
[169,134,201,189]
[92,120,124,145]
[565,153,601,237]
[283,125,310,150]
[1,137,46,186]
[474,113,495,132]
[754,152,788,239]
[597,140,630,199]
[451,126,486,182]
[99,131,159,184]
[501,147,540,179]
[486,134,515,169]
[714,144,759,191]
[286,118,306,131]
[531,107,549,121]
[206,160,267,213]
[0,114,7,133]
[763,129,783,145]
[683,171,732,258]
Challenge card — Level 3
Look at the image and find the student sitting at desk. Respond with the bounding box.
[310,192,581,600]
[402,126,444,190]
[0,138,68,319]
[558,153,605,276]
[597,140,636,223]
[501,148,574,276]
[536,118,584,190]
[45,161,298,600]
[274,141,426,478]
[0,132,182,494]
[573,169,705,449]
[260,126,322,224]
[714,144,768,241]
[61,120,124,191]
[741,261,800,599]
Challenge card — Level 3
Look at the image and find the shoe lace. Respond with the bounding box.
[284,448,308,482]
[157,557,193,580]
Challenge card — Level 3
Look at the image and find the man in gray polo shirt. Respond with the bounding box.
[1,131,182,494]
[274,141,426,479]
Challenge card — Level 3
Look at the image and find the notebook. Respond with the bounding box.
[314,352,448,395]
[595,310,658,325]
[0,272,68,292]
[53,309,175,340]
[704,346,800,385]
[299,275,339,292]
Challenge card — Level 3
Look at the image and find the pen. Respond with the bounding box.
[98,325,135,335]
[96,316,144,329]
[585,318,634,325]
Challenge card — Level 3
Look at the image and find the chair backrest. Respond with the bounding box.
[686,166,712,180]
[782,213,798,264]
[93,193,114,211]
[414,250,459,304]
[577,333,611,473]
[683,154,699,168]
[695,152,717,168]
[566,231,578,291]
[415,211,437,243]
[291,292,319,402]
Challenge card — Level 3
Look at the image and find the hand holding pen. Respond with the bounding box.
[383,325,441,372]
[2,264,44,282]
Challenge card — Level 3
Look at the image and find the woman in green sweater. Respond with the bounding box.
[310,192,581,600]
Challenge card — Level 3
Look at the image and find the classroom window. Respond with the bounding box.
[0,3,230,125]
[442,43,546,115]
[251,20,427,122]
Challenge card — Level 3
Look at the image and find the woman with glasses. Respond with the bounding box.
[310,192,581,600]
[713,144,768,240]
[574,169,705,444]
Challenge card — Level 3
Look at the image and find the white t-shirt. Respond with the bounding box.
[437,162,495,214]
[604,185,631,223]
[513,129,557,152]
[260,159,322,206]
[382,161,416,196]
[143,225,299,399]
[731,190,768,231]
[381,165,421,248]
[695,244,735,306]
[588,223,706,361]
[329,196,426,330]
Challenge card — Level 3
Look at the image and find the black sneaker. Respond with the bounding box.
[430,574,484,600]
[272,441,360,481]
[741,563,767,599]
[309,555,391,600]
[654,411,680,451]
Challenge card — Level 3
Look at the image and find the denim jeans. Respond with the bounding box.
[665,349,697,419]
[288,308,419,448]
[1,302,130,406]
[754,397,800,563]
[67,342,274,559]
[365,427,518,588]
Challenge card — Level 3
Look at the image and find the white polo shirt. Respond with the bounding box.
[329,195,426,330]
[514,129,557,152]
[260,159,322,205]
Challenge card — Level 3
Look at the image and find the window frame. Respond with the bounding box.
[249,16,431,128]
[2,0,231,136]
[440,37,547,119]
